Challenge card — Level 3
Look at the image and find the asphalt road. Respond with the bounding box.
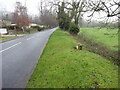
[1,28,57,88]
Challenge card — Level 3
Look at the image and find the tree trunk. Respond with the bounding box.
[22,27,25,33]
[14,27,17,36]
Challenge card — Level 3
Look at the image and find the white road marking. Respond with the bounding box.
[27,37,35,40]
[0,42,21,53]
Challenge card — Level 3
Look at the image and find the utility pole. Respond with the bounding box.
[25,0,27,7]
[1,8,4,28]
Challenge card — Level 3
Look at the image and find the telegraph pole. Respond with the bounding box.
[25,0,27,7]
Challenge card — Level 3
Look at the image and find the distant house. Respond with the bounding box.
[29,23,37,27]
[7,24,17,30]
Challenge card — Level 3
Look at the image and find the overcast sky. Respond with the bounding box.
[0,0,40,15]
[0,0,118,21]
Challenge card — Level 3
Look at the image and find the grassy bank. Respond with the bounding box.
[27,29,118,88]
[79,28,118,51]
[0,36,17,41]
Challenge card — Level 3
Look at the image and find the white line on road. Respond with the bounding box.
[26,37,35,40]
[0,42,21,53]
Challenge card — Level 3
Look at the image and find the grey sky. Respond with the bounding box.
[0,0,40,15]
[0,0,118,21]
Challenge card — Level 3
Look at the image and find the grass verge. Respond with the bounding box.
[79,28,118,51]
[0,36,17,41]
[26,29,118,88]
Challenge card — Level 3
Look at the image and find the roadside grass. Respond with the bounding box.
[0,29,42,42]
[79,28,118,51]
[0,36,17,41]
[8,29,39,35]
[26,29,118,88]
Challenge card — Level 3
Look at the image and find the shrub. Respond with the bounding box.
[59,20,70,30]
[69,23,79,35]
[58,13,70,31]
[31,26,43,31]
[37,27,42,31]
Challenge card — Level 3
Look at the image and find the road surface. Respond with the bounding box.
[1,28,57,88]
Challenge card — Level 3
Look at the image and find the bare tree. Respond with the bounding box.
[84,0,120,28]
[13,2,31,32]
[39,0,119,28]
[38,0,58,27]
[85,0,119,20]
[0,8,8,27]
[50,0,90,26]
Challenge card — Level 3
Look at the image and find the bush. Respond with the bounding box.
[58,13,70,31]
[37,27,42,31]
[31,26,43,31]
[69,23,79,35]
[59,20,70,30]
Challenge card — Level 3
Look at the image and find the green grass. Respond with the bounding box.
[79,28,118,51]
[26,29,118,88]
[0,36,17,40]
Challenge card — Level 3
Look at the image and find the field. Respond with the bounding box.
[79,28,118,51]
[26,29,118,88]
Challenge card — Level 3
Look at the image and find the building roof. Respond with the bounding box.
[29,23,37,26]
